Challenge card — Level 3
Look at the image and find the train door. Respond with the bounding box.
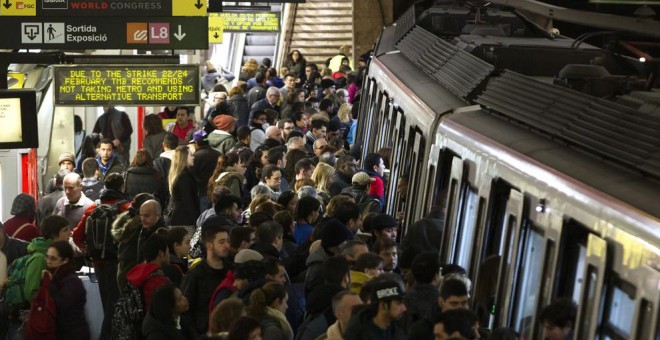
[403,127,425,224]
[626,266,659,339]
[386,108,405,216]
[440,156,464,264]
[574,234,608,339]
[356,77,378,151]
[509,218,550,338]
[492,188,524,328]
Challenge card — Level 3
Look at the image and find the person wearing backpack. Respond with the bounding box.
[41,240,89,339]
[340,172,382,218]
[125,234,171,310]
[72,172,130,339]
[112,195,164,291]
[4,215,71,339]
[297,256,350,340]
[0,221,28,266]
[3,193,40,243]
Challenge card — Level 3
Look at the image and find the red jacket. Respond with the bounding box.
[72,198,131,251]
[126,263,171,310]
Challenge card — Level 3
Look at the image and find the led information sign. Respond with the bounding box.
[54,65,200,105]
[218,12,280,32]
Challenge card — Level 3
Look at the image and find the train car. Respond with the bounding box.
[357,2,660,339]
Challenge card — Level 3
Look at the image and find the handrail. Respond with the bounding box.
[279,2,298,70]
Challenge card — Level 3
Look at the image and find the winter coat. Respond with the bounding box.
[50,263,90,339]
[227,94,250,128]
[214,169,245,199]
[143,132,166,160]
[123,166,166,202]
[258,307,293,340]
[97,154,126,182]
[327,171,352,197]
[142,311,197,340]
[344,308,406,340]
[24,237,50,301]
[181,259,228,335]
[304,246,331,297]
[403,283,439,325]
[208,131,236,155]
[170,167,200,226]
[163,253,188,287]
[191,145,222,198]
[112,211,164,291]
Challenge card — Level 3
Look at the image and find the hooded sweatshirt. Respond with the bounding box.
[24,237,51,301]
[126,262,170,309]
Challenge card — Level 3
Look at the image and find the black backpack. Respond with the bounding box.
[85,200,127,260]
[111,270,162,340]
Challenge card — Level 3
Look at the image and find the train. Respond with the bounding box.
[355,2,660,339]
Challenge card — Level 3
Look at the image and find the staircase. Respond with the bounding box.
[281,0,353,68]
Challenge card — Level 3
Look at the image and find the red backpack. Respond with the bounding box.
[24,273,57,340]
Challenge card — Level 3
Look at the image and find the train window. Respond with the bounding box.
[0,162,3,221]
[511,223,546,338]
[634,299,655,340]
[555,219,591,300]
[482,179,512,258]
[431,149,455,211]
[453,186,479,272]
[577,265,605,339]
[601,279,636,339]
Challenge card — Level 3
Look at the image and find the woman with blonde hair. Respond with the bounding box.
[167,145,199,233]
[311,162,334,207]
[240,58,259,81]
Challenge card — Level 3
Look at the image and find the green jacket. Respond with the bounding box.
[24,237,51,301]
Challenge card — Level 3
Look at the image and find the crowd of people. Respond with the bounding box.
[0,50,577,340]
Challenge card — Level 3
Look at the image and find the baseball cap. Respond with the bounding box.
[234,249,264,264]
[190,130,208,144]
[371,280,405,302]
[352,172,375,186]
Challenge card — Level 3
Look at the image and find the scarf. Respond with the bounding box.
[266,306,293,340]
[98,154,117,174]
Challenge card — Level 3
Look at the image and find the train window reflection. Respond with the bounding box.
[454,186,479,271]
[634,299,654,340]
[512,225,545,338]
[0,163,3,221]
[578,266,598,339]
[602,280,636,339]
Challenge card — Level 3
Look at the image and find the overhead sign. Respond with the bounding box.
[53,65,200,105]
[208,15,223,43]
[0,0,206,16]
[219,12,280,32]
[0,16,208,49]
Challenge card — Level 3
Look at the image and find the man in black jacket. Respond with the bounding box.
[328,155,359,197]
[181,220,230,335]
[344,280,407,340]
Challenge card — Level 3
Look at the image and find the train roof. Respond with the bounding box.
[369,6,660,242]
